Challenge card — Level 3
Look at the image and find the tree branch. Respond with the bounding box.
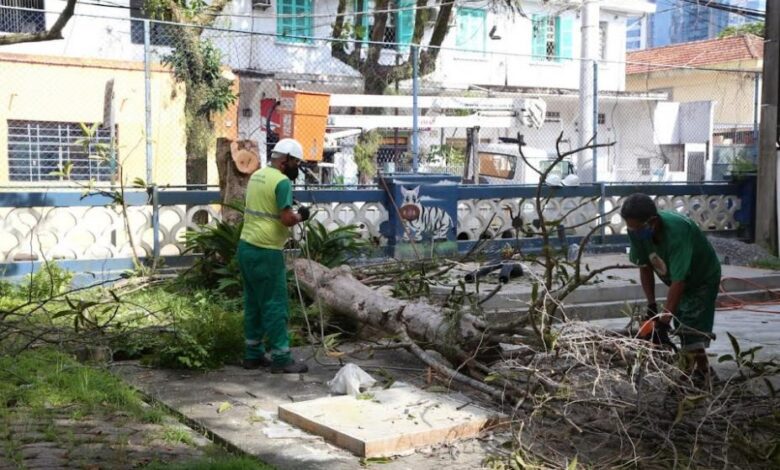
[0,0,77,46]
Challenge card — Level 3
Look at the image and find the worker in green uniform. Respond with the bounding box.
[238,138,310,374]
[621,193,721,387]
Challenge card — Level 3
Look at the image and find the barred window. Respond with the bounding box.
[7,121,115,182]
[637,158,651,176]
[129,0,176,47]
[277,0,313,44]
[0,0,44,34]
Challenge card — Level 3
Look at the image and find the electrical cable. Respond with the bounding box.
[716,276,780,314]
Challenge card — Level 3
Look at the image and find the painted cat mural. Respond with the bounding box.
[399,185,453,241]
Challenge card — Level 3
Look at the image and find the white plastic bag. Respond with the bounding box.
[327,363,377,397]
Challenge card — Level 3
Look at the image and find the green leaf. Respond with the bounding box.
[567,456,578,470]
[718,354,734,363]
[727,332,741,357]
[51,309,75,319]
[132,177,146,188]
[740,346,763,358]
[216,401,233,414]
[360,456,393,466]
[357,392,375,400]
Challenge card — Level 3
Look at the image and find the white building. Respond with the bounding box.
[1,0,720,183]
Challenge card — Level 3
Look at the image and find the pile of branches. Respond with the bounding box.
[488,322,780,468]
[292,134,779,467]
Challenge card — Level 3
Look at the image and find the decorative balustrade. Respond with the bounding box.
[0,177,754,274]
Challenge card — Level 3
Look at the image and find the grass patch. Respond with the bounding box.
[158,425,196,447]
[750,256,780,270]
[0,348,152,421]
[144,455,275,470]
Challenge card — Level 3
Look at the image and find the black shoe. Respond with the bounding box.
[243,356,272,369]
[270,360,309,374]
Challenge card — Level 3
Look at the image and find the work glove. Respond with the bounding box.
[297,206,310,222]
[638,317,676,351]
[645,302,659,320]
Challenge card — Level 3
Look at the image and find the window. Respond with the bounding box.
[599,21,608,60]
[539,159,573,178]
[545,111,561,123]
[478,152,516,179]
[382,0,414,50]
[637,158,651,176]
[456,7,486,52]
[531,14,573,62]
[598,113,606,125]
[129,0,176,47]
[277,0,313,44]
[353,0,372,42]
[7,121,115,182]
[0,0,44,33]
[661,144,685,172]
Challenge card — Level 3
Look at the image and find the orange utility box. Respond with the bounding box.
[277,88,331,162]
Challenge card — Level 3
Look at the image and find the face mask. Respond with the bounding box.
[633,226,654,241]
[631,219,655,241]
[282,160,299,181]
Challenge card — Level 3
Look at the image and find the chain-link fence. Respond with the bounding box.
[0,3,762,190]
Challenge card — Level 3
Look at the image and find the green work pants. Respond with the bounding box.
[237,240,292,366]
[676,281,719,352]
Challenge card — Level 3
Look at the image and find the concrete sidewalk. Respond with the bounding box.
[111,349,499,470]
[431,254,780,319]
[111,307,780,470]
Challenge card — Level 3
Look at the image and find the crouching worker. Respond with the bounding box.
[620,193,721,387]
[238,138,310,374]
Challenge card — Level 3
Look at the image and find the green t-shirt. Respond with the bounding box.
[240,166,293,250]
[628,211,721,290]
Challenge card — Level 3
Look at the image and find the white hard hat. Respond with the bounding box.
[272,138,304,161]
[562,174,580,186]
[546,174,563,187]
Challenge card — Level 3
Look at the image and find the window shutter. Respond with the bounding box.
[354,0,371,42]
[456,8,485,51]
[396,0,416,49]
[556,15,574,61]
[531,14,546,59]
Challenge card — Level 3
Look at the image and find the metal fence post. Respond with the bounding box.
[753,71,761,159]
[152,184,160,260]
[143,20,153,185]
[598,182,606,244]
[592,60,599,183]
[412,44,419,173]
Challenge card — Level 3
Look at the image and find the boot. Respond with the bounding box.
[271,360,309,374]
[243,356,272,369]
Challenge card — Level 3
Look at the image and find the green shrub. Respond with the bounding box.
[116,289,244,370]
[17,262,73,300]
[298,220,369,268]
[182,206,244,294]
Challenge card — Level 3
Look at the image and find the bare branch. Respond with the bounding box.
[0,0,77,46]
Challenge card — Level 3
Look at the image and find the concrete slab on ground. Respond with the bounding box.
[431,254,780,319]
[278,387,497,458]
[111,349,498,470]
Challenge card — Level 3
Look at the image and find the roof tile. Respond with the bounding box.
[626,34,764,74]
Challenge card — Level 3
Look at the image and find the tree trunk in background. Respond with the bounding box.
[216,138,254,226]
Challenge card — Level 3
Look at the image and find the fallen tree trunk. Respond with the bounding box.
[292,259,485,351]
[292,258,513,399]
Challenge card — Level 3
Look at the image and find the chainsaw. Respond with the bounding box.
[636,303,678,352]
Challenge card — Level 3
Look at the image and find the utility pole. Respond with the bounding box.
[756,0,779,253]
[578,0,599,182]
